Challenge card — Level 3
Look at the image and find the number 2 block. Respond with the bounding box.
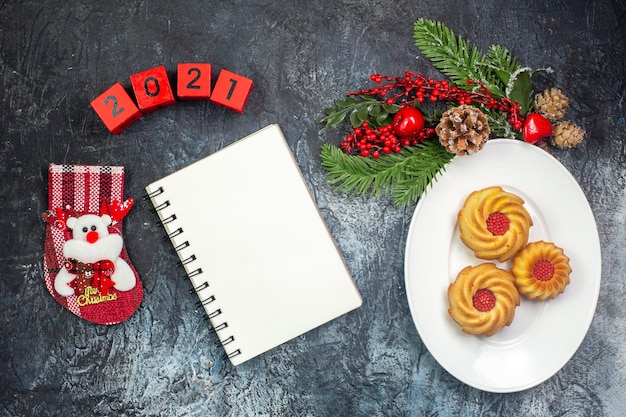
[130,65,176,113]
[177,63,212,100]
[210,69,253,113]
[90,82,142,134]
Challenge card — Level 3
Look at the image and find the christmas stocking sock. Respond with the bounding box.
[42,164,143,325]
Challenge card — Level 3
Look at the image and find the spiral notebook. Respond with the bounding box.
[145,124,362,365]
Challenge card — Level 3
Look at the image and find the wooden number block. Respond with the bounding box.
[90,82,142,134]
[210,69,253,113]
[177,63,212,100]
[130,65,176,113]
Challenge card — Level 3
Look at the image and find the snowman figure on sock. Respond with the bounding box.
[54,212,136,297]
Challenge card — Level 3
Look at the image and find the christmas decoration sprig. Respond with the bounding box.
[412,19,538,111]
[320,140,453,208]
[318,18,585,207]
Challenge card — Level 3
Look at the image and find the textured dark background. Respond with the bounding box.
[1,0,625,416]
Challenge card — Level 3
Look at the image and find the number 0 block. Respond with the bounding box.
[90,82,142,134]
[210,69,253,113]
[177,63,212,100]
[130,65,176,113]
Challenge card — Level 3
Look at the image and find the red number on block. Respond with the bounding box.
[177,63,212,100]
[90,82,142,134]
[210,69,253,113]
[130,65,176,113]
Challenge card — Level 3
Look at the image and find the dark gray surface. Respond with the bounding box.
[1,1,625,416]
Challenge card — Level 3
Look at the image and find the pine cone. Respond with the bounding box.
[551,121,585,148]
[436,105,490,156]
[534,88,569,121]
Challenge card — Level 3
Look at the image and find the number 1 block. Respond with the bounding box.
[177,63,212,100]
[130,65,176,113]
[90,82,142,134]
[210,69,253,113]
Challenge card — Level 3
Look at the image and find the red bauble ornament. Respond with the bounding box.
[522,113,553,144]
[392,106,425,139]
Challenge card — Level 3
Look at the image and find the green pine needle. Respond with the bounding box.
[320,141,454,208]
[485,44,521,87]
[413,18,523,99]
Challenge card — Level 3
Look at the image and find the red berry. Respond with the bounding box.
[533,260,555,281]
[473,288,496,312]
[392,106,425,140]
[522,113,553,144]
[486,212,510,236]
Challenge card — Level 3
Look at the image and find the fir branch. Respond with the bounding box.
[320,140,454,207]
[413,18,503,96]
[485,44,521,87]
[390,143,454,207]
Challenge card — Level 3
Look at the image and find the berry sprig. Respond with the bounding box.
[324,71,529,158]
[341,122,438,158]
[354,71,525,131]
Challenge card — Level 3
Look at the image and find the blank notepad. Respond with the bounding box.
[145,124,362,365]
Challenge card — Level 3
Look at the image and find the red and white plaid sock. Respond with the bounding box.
[42,164,143,325]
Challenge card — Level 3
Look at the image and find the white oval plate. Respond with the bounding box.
[404,139,602,393]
